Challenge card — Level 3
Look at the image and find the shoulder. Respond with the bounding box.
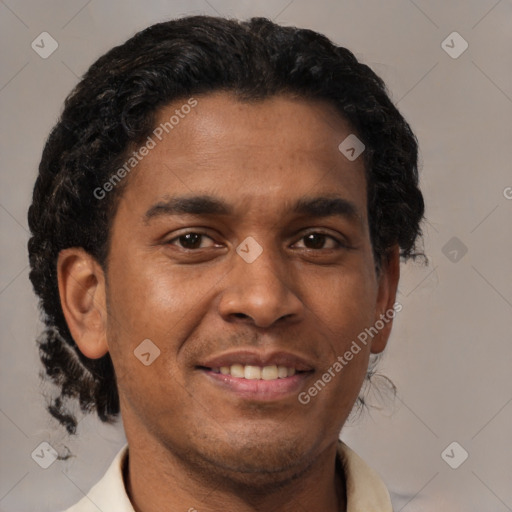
[61,444,134,512]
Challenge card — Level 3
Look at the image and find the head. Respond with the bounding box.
[28,15,424,477]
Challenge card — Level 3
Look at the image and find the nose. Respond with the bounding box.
[217,244,304,329]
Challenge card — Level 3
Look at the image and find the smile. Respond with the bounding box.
[210,364,297,380]
[197,349,315,401]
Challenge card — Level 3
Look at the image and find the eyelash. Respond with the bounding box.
[165,230,348,251]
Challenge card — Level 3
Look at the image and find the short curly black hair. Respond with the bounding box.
[27,15,424,434]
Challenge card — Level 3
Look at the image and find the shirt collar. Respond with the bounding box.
[337,441,393,511]
[65,441,392,512]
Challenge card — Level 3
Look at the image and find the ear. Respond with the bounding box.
[57,247,109,359]
[370,245,401,354]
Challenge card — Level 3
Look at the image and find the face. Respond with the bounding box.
[72,92,398,482]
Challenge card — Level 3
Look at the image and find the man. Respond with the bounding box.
[28,15,424,512]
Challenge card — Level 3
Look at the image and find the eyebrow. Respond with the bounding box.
[143,194,361,224]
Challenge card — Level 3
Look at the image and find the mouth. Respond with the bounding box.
[202,364,300,380]
[196,350,315,401]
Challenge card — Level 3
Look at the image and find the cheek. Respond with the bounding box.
[307,266,378,342]
[103,262,191,412]
[106,253,201,333]
[103,254,217,380]
[302,267,377,400]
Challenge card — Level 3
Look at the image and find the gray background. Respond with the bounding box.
[1,1,511,511]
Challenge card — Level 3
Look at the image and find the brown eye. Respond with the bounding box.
[304,233,327,249]
[295,232,343,250]
[168,232,216,250]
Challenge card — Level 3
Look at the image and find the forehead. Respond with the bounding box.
[120,92,367,223]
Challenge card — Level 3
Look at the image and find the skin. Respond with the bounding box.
[58,92,400,512]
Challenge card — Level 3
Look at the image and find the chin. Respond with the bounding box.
[196,429,316,479]
[202,442,315,492]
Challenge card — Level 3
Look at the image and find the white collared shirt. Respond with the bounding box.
[63,441,393,511]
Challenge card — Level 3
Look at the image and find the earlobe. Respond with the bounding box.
[57,248,109,359]
[370,245,400,354]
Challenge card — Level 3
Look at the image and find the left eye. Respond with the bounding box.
[293,233,343,250]
[167,232,217,250]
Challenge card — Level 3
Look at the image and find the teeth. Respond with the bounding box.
[244,365,261,379]
[261,365,278,380]
[230,364,245,378]
[211,364,298,380]
[277,365,288,378]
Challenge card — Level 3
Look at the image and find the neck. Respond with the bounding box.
[123,435,346,512]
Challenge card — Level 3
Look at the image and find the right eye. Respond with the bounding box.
[166,231,219,250]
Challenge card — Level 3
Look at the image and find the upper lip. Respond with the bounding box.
[198,350,315,372]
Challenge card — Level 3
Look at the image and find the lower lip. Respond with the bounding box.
[200,369,311,401]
